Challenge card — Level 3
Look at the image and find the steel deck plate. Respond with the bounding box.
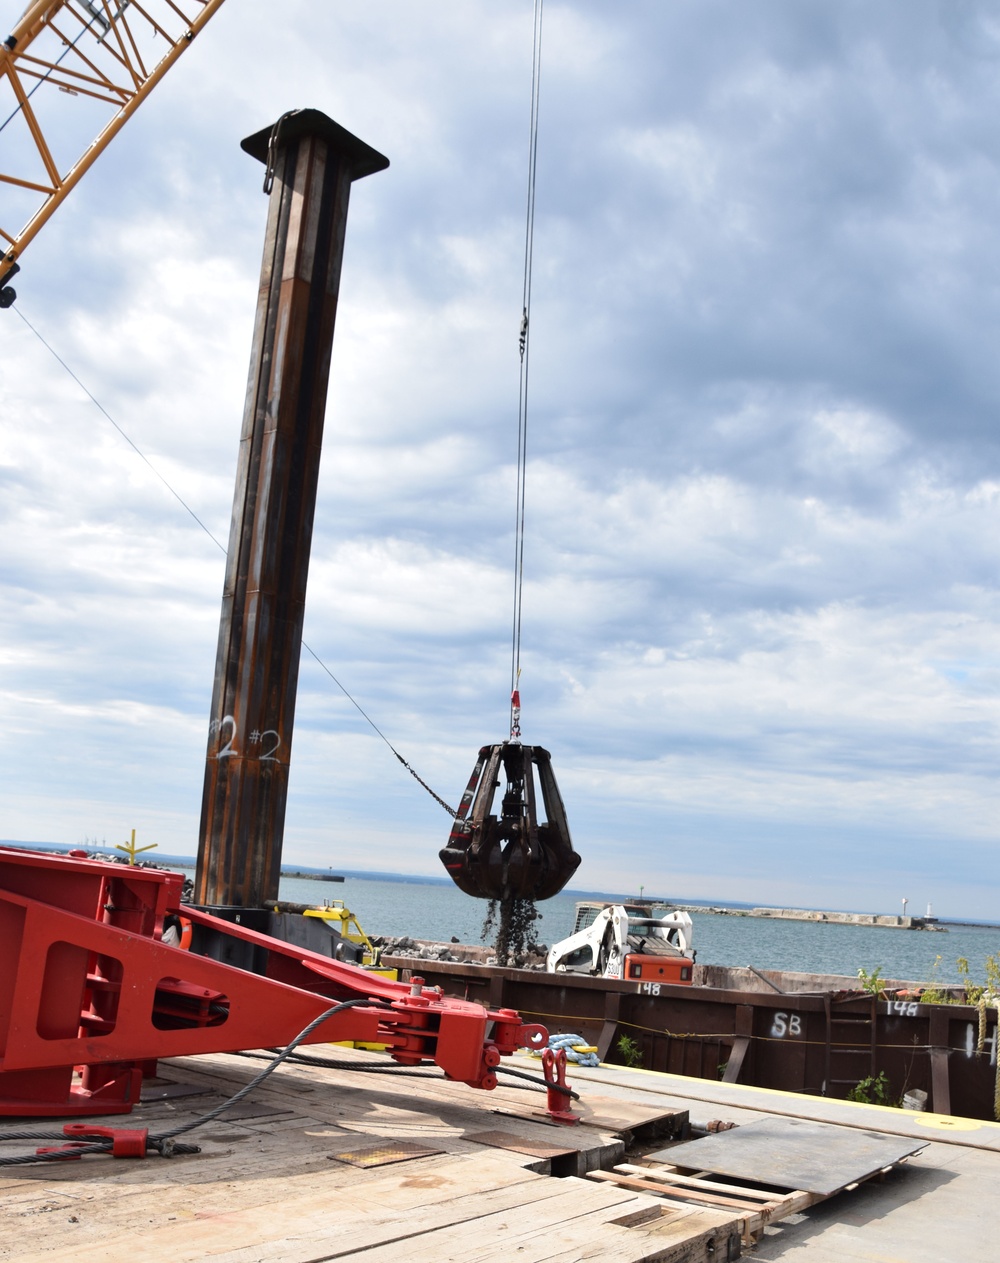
[650,1117,925,1196]
[329,1140,444,1168]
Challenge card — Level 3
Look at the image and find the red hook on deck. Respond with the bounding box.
[542,1047,580,1125]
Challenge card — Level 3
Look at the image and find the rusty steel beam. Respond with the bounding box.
[195,110,388,909]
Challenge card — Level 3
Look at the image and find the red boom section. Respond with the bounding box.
[0,847,547,1117]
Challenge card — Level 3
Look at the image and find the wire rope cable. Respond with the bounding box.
[152,998,394,1142]
[510,0,544,740]
[0,998,390,1166]
[229,1046,578,1098]
[0,1000,578,1166]
[10,305,456,816]
[13,306,223,544]
[0,8,104,140]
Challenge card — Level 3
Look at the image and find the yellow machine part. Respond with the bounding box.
[305,904,396,1046]
[303,902,382,967]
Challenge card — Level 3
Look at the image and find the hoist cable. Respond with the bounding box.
[10,306,456,817]
[0,1007,579,1166]
[510,0,543,739]
[13,306,224,545]
[302,642,456,816]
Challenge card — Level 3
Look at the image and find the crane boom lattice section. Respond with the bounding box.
[0,0,226,287]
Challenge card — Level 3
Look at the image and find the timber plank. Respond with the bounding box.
[154,1057,533,1143]
[577,1101,687,1136]
[153,1071,451,1143]
[594,1161,828,1250]
[1,1052,726,1263]
[619,1162,791,1201]
[316,1181,660,1263]
[590,1168,768,1212]
[203,1178,627,1263]
[4,1164,354,1258]
[184,1047,670,1150]
[0,1136,517,1255]
[7,1153,546,1263]
[631,1212,744,1263]
[0,1151,373,1252]
[464,1128,578,1160]
[623,1163,822,1219]
[157,1052,622,1157]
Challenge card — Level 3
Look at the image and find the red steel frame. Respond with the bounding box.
[0,847,551,1117]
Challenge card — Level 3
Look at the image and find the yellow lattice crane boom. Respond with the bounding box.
[0,0,226,305]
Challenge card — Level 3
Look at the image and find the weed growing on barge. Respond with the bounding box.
[847,1071,896,1107]
[616,1034,644,1069]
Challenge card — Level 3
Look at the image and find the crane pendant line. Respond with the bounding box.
[13,304,457,821]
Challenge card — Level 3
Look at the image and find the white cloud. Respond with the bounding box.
[4,1,1000,919]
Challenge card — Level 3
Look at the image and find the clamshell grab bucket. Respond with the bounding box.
[440,742,580,901]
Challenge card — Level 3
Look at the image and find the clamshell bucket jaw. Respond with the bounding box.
[439,742,580,901]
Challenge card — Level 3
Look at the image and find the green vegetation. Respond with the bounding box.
[956,954,1000,1005]
[920,953,1000,1006]
[919,955,951,1005]
[859,954,1000,1006]
[846,1071,896,1107]
[856,965,885,997]
[616,1034,643,1069]
[852,954,1000,1122]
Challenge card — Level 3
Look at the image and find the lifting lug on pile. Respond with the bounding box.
[439,742,580,901]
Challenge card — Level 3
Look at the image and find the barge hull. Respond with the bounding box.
[385,955,998,1121]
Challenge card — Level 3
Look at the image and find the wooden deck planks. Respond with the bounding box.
[9,1153,541,1263]
[203,1179,593,1263]
[6,1044,961,1263]
[590,1167,778,1212]
[313,1181,660,1263]
[0,1050,690,1263]
[7,1162,669,1263]
[588,1149,881,1250]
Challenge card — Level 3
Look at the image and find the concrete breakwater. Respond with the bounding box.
[668,904,945,930]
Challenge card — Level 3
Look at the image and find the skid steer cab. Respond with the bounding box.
[546,902,695,987]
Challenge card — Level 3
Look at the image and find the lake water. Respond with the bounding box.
[256,874,1000,988]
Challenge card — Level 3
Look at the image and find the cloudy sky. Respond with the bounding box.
[3,0,1000,918]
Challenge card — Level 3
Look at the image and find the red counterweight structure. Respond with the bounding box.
[0,846,549,1118]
